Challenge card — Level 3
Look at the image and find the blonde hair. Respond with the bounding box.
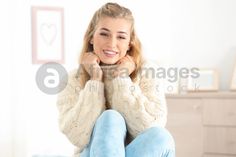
[77,2,143,86]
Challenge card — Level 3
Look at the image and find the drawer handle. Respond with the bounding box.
[227,112,236,117]
[227,140,236,145]
[193,105,200,110]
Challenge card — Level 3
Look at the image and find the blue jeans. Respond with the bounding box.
[80,110,175,157]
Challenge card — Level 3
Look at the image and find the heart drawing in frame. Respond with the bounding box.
[40,23,57,46]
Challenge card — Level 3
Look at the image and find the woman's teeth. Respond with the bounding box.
[104,50,117,57]
[104,51,116,55]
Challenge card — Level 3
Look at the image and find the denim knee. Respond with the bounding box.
[125,126,175,157]
[97,109,126,126]
[145,126,175,151]
[89,110,127,157]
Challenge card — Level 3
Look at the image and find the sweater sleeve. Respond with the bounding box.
[111,62,167,138]
[56,70,105,152]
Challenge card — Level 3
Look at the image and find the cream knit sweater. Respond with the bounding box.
[57,61,167,156]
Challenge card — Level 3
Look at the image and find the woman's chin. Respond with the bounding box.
[100,60,118,65]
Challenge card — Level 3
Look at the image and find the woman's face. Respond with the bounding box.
[91,17,131,65]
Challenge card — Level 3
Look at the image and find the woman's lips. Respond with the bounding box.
[103,50,118,58]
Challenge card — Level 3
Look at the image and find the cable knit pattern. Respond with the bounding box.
[57,61,167,157]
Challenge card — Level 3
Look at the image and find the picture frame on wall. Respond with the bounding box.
[230,63,236,91]
[31,6,64,64]
[187,69,219,92]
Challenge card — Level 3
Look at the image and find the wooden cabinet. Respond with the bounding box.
[166,92,236,157]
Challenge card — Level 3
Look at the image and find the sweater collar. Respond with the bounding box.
[100,64,119,80]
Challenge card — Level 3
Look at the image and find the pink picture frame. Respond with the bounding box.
[31,6,64,64]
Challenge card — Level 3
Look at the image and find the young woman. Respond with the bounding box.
[57,2,175,157]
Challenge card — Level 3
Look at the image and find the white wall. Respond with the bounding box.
[1,1,13,157]
[3,0,236,157]
[169,0,236,90]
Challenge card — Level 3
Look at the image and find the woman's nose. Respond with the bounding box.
[107,36,117,48]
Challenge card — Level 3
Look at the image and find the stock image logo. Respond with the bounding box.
[35,62,68,94]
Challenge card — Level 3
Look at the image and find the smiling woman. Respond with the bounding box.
[91,17,131,65]
[56,2,175,157]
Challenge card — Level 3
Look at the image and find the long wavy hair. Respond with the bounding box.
[77,2,143,86]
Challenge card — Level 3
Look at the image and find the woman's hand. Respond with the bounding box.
[81,52,103,81]
[114,55,136,77]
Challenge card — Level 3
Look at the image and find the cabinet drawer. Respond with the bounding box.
[167,98,203,157]
[204,127,236,154]
[203,99,236,126]
[167,98,203,127]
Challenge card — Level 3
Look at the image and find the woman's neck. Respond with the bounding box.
[99,62,117,66]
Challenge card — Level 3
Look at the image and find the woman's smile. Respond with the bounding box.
[103,50,118,58]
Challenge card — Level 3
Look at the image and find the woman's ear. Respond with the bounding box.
[127,43,132,51]
[90,38,94,45]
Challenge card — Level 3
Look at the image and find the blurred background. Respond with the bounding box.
[1,0,236,157]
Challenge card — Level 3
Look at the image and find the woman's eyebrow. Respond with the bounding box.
[100,28,110,32]
[117,31,128,35]
[100,28,128,35]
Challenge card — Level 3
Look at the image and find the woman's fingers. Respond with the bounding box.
[81,52,103,80]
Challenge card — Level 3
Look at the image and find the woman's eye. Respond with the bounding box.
[118,36,126,40]
[100,33,108,36]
